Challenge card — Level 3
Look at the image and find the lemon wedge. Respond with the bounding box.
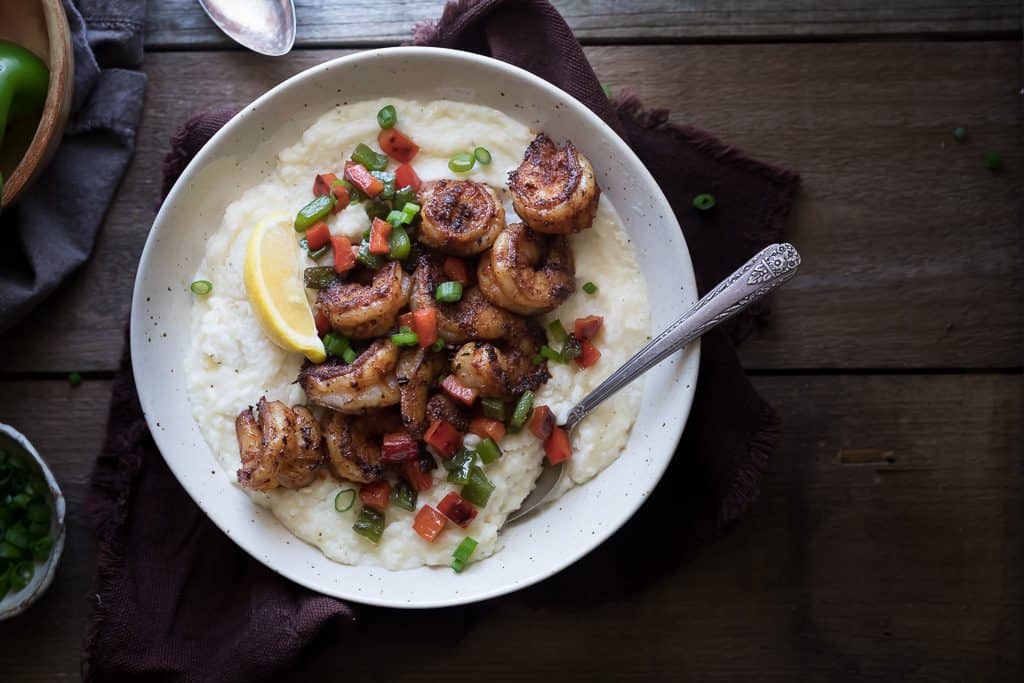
[244,214,326,363]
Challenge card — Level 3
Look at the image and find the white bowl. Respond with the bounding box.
[0,424,66,620]
[130,47,699,608]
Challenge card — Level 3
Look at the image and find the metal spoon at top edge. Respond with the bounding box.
[198,0,296,56]
[504,242,803,526]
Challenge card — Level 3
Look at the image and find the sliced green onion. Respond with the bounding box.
[547,319,567,343]
[323,332,351,358]
[983,151,1004,171]
[351,143,389,172]
[953,126,967,142]
[448,152,475,173]
[451,536,478,573]
[431,339,446,352]
[30,536,52,561]
[582,281,598,295]
[473,147,492,165]
[377,104,397,129]
[190,280,213,295]
[400,202,420,224]
[389,225,411,260]
[692,193,716,211]
[393,186,417,211]
[510,390,534,431]
[0,541,22,560]
[334,488,356,512]
[481,398,505,421]
[68,372,82,387]
[295,194,335,231]
[435,281,463,303]
[25,503,49,524]
[303,266,337,290]
[342,347,358,364]
[461,467,495,507]
[352,507,385,543]
[476,438,502,465]
[370,170,396,199]
[386,210,405,228]
[5,524,29,549]
[536,345,563,364]
[390,480,417,512]
[391,326,419,347]
[445,448,475,485]
[309,245,330,260]
[357,242,384,269]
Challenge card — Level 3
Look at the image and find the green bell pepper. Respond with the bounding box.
[0,41,49,201]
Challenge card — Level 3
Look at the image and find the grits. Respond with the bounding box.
[184,99,650,569]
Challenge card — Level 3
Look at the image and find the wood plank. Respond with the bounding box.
[143,0,1021,48]
[0,374,1017,679]
[0,42,1019,372]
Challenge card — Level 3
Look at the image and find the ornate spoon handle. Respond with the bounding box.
[563,243,801,432]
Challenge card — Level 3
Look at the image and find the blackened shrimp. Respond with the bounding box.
[317,261,411,339]
[298,339,401,413]
[409,254,533,344]
[417,179,505,255]
[477,222,575,315]
[396,347,448,438]
[235,398,324,491]
[321,410,392,484]
[425,393,470,432]
[508,133,600,234]
[451,321,549,398]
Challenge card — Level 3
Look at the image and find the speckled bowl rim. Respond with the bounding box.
[131,47,700,608]
[0,423,67,620]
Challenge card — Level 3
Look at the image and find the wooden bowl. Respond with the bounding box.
[0,0,74,206]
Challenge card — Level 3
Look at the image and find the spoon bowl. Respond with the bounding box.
[198,0,296,56]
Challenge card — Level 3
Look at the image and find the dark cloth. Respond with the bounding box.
[0,0,147,332]
[85,1,798,681]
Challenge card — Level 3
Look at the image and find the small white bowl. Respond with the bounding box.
[131,47,700,607]
[0,423,66,620]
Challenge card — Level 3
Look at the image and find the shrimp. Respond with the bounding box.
[396,347,448,438]
[235,398,324,491]
[477,222,575,315]
[417,179,505,255]
[317,261,411,339]
[321,411,389,484]
[425,393,470,432]
[409,254,533,344]
[508,133,600,234]
[298,339,401,413]
[451,321,549,398]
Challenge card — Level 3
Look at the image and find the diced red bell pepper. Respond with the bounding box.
[412,505,446,542]
[331,182,350,214]
[543,426,572,464]
[469,416,506,442]
[395,163,421,191]
[413,308,438,348]
[380,432,420,464]
[331,235,356,273]
[369,217,392,255]
[401,460,435,492]
[527,405,556,441]
[441,374,478,407]
[344,161,384,198]
[424,419,462,458]
[378,128,419,163]
[313,172,338,198]
[314,310,331,337]
[306,221,331,250]
[436,492,477,528]
[573,315,604,341]
[442,257,470,285]
[576,339,601,369]
[359,481,391,512]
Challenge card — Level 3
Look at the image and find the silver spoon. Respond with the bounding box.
[506,242,802,524]
[198,0,296,56]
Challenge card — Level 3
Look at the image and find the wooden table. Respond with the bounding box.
[2,2,1021,680]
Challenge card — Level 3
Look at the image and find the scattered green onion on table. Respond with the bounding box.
[0,450,54,598]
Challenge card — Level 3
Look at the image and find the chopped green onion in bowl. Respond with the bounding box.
[435,281,463,302]
[448,152,475,173]
[391,326,419,347]
[473,147,491,165]
[190,280,213,295]
[334,488,356,512]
